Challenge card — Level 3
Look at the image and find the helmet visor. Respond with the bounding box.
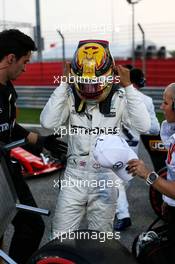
[77,83,105,99]
[75,76,111,99]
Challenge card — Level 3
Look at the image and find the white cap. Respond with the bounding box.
[93,134,138,181]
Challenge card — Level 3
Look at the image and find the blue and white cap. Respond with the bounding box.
[93,134,138,181]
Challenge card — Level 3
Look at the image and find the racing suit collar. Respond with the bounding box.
[71,83,119,115]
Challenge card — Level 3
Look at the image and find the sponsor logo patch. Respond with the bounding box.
[149,140,167,152]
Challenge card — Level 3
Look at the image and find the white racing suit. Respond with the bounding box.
[40,82,150,237]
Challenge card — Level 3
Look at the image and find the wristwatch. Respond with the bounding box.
[146,172,159,185]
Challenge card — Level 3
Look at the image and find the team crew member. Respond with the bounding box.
[130,68,160,135]
[0,29,44,264]
[127,83,175,263]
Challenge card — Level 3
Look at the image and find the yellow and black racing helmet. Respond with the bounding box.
[71,40,115,103]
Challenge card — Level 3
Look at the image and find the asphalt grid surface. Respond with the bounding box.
[3,136,160,258]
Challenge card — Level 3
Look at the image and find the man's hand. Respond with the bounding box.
[27,132,39,145]
[116,65,131,88]
[127,159,151,179]
[62,62,71,83]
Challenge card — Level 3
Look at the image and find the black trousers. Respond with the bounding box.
[167,205,175,243]
[8,159,45,264]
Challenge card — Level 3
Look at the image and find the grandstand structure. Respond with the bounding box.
[40,22,175,59]
[0,20,34,37]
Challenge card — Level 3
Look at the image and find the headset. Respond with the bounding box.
[170,83,175,111]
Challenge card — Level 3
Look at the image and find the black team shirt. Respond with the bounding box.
[0,81,29,143]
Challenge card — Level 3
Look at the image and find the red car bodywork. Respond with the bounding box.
[11,147,64,177]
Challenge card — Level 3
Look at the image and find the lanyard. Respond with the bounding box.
[167,143,175,164]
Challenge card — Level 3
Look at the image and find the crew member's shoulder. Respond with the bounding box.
[137,91,153,109]
[0,81,17,98]
[139,90,152,102]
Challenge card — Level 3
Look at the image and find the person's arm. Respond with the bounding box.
[152,177,175,199]
[127,159,175,199]
[40,62,70,130]
[40,82,69,130]
[160,120,175,149]
[12,123,38,144]
[12,123,30,140]
[146,97,160,134]
[117,65,151,134]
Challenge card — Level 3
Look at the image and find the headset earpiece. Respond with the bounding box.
[171,85,175,111]
[172,100,175,111]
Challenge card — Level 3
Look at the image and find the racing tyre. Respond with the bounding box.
[27,230,137,264]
